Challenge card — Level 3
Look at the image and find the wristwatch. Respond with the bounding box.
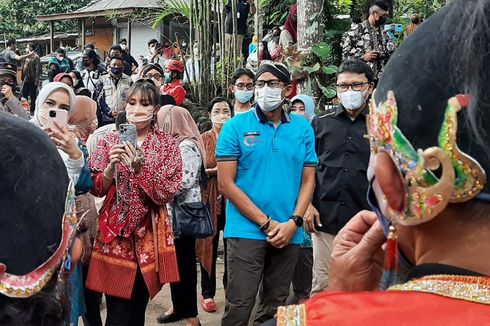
[289,215,304,227]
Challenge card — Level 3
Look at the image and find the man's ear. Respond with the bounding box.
[283,84,293,98]
[229,85,235,94]
[374,151,406,212]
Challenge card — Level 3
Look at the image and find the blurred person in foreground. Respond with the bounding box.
[270,1,490,324]
[0,111,82,326]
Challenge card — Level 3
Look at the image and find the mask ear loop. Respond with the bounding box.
[366,178,399,289]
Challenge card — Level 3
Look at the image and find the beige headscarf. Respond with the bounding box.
[68,95,98,144]
[157,105,205,162]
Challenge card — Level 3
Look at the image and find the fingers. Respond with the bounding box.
[342,210,378,237]
[313,211,322,228]
[53,121,68,133]
[355,220,385,257]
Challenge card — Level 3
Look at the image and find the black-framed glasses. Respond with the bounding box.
[255,79,282,89]
[235,83,254,90]
[145,73,163,81]
[336,82,370,92]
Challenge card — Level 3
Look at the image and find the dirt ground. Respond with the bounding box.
[97,259,227,326]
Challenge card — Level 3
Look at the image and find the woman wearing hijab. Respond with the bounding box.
[68,94,102,325]
[86,80,182,326]
[286,94,315,305]
[31,82,84,183]
[279,4,297,51]
[156,105,205,326]
[290,94,315,122]
[54,72,74,88]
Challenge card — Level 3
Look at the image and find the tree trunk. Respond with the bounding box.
[297,0,323,106]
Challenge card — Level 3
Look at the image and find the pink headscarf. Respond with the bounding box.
[156,105,206,163]
[68,95,98,143]
[54,73,73,84]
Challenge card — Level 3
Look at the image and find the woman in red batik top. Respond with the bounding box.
[86,79,182,326]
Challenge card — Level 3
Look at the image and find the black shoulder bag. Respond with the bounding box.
[171,161,213,239]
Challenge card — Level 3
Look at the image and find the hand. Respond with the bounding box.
[363,51,379,62]
[47,121,82,160]
[327,210,386,292]
[111,110,119,118]
[266,220,297,248]
[304,203,321,233]
[264,219,279,234]
[121,141,143,173]
[1,85,15,100]
[108,144,126,166]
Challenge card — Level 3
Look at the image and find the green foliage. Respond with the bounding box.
[0,0,91,39]
[152,0,192,29]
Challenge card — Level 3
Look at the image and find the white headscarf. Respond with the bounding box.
[30,82,77,127]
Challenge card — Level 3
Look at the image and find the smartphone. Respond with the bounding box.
[119,123,137,148]
[47,109,68,130]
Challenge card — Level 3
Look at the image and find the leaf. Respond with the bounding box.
[306,22,318,35]
[311,42,331,59]
[318,83,337,99]
[304,63,321,74]
[322,65,337,75]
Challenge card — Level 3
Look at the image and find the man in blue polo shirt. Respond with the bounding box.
[217,62,317,326]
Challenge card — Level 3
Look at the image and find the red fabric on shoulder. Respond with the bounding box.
[305,291,490,325]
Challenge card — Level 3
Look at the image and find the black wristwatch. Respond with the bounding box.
[289,215,304,227]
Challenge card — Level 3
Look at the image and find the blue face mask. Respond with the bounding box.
[366,178,415,274]
[111,67,123,76]
[234,89,254,104]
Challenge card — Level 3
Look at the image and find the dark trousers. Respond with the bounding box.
[82,264,103,326]
[292,247,313,299]
[105,270,149,326]
[170,237,198,318]
[22,81,37,114]
[200,233,227,299]
[222,238,299,326]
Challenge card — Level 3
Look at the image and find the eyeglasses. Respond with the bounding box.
[235,83,254,90]
[255,80,282,89]
[336,82,370,92]
[145,73,163,81]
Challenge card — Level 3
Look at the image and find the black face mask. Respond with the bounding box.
[376,16,387,26]
[292,14,297,24]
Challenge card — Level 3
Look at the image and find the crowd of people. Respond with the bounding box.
[1,0,490,326]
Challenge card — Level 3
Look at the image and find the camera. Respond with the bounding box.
[49,110,57,118]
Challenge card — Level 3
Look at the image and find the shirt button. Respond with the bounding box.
[347,136,352,140]
[344,168,349,173]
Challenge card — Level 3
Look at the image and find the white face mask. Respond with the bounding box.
[255,86,284,112]
[338,90,368,111]
[72,78,79,86]
[211,113,231,126]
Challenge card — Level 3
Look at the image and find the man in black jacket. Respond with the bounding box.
[305,59,373,295]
